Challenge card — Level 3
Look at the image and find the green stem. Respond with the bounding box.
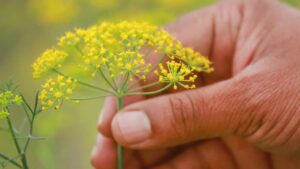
[23,92,39,153]
[52,69,114,94]
[77,81,114,94]
[0,152,22,168]
[117,97,123,169]
[127,54,166,89]
[121,72,130,91]
[128,81,162,92]
[23,116,35,153]
[127,83,172,96]
[7,117,29,169]
[20,95,34,114]
[98,68,116,91]
[70,94,111,101]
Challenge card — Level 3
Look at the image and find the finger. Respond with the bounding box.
[91,134,138,169]
[166,0,244,85]
[151,139,237,169]
[111,72,263,148]
[98,95,145,138]
[222,136,271,169]
[91,134,117,169]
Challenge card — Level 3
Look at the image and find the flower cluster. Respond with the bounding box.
[0,91,23,119]
[155,60,197,90]
[33,49,68,79]
[39,75,77,110]
[177,48,214,73]
[33,21,213,109]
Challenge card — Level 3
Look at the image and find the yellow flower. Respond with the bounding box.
[54,92,63,98]
[39,21,212,86]
[0,110,9,119]
[177,48,214,73]
[39,75,77,110]
[34,21,213,108]
[0,91,23,119]
[156,61,199,90]
[32,49,68,79]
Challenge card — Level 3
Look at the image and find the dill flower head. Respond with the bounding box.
[155,60,198,90]
[0,91,23,119]
[39,75,77,110]
[33,49,68,79]
[34,21,213,109]
[54,21,212,79]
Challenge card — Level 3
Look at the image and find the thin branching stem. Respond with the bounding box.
[74,45,84,55]
[70,94,111,101]
[52,69,114,94]
[21,104,32,122]
[16,136,45,140]
[126,83,172,96]
[23,92,39,153]
[20,95,34,114]
[6,117,22,156]
[98,68,116,91]
[127,54,166,89]
[121,72,130,91]
[128,81,162,92]
[0,153,22,168]
[6,116,28,169]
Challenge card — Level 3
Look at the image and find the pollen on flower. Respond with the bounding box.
[156,61,201,89]
[40,75,77,110]
[32,49,68,79]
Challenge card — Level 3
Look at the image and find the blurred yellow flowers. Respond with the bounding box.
[32,49,68,79]
[39,75,77,110]
[0,91,23,119]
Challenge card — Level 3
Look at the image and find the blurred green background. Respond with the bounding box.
[0,0,299,168]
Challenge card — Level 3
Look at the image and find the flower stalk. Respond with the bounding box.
[117,97,124,169]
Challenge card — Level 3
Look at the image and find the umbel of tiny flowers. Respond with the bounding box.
[0,91,23,119]
[32,21,213,169]
[0,85,43,169]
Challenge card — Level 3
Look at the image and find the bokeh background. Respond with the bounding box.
[0,0,299,168]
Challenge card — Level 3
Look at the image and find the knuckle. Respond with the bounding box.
[167,93,199,138]
[235,70,300,151]
[230,72,270,136]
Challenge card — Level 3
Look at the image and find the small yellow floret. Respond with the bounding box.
[55,92,63,98]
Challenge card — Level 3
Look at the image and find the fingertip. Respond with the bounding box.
[111,111,152,147]
[99,95,146,138]
[97,111,113,138]
[90,146,100,168]
[111,114,124,144]
[98,124,113,138]
[97,97,117,138]
[91,134,117,169]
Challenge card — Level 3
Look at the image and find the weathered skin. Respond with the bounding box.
[92,0,300,168]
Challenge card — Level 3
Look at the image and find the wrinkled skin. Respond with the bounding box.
[91,0,300,168]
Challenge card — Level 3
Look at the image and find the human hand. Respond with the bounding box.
[91,0,300,168]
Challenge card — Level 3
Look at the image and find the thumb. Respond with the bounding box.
[111,75,259,149]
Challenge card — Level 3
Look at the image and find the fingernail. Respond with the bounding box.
[91,134,103,157]
[115,111,152,144]
[98,108,104,125]
[96,134,103,146]
[91,146,98,158]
